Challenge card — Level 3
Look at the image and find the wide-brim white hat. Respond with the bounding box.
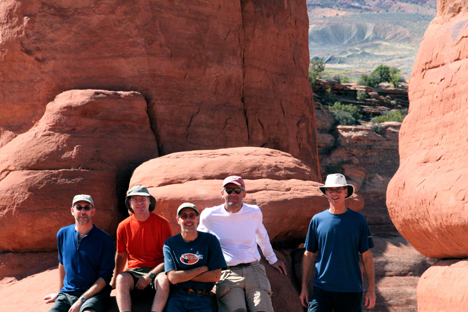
[319,173,354,198]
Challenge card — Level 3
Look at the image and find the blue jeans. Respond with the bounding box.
[308,287,362,312]
[165,289,212,312]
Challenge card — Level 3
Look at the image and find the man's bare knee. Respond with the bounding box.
[116,272,134,291]
[155,273,170,290]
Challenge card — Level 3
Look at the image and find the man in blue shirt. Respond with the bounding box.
[164,203,227,312]
[299,174,376,312]
[44,194,115,312]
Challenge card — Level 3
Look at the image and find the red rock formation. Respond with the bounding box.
[0,0,320,173]
[386,0,468,259]
[0,90,157,252]
[129,147,363,243]
[417,260,468,311]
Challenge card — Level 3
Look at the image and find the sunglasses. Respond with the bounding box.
[75,205,93,211]
[224,187,243,194]
[325,188,345,194]
[179,212,197,220]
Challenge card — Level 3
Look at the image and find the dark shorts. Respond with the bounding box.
[48,286,111,312]
[308,287,362,312]
[123,267,160,298]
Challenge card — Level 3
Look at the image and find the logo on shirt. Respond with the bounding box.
[180,253,203,265]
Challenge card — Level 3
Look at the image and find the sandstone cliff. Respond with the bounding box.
[0,0,320,173]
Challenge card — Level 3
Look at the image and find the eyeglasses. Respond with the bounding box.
[326,188,345,194]
[75,205,93,211]
[179,212,197,220]
[131,197,148,203]
[224,187,243,194]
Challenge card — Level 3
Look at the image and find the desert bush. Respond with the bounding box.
[370,122,385,135]
[332,74,341,83]
[329,101,362,120]
[371,110,407,123]
[332,110,356,125]
[358,65,406,88]
[309,59,325,86]
[341,76,350,83]
[356,90,368,101]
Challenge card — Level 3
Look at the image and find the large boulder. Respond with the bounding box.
[387,1,468,259]
[129,147,364,244]
[0,0,320,173]
[0,90,157,251]
[417,260,468,311]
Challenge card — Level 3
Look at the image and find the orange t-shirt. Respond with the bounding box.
[116,213,173,270]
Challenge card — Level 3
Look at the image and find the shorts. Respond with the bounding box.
[216,262,273,312]
[123,267,161,298]
[48,286,111,312]
[308,287,363,312]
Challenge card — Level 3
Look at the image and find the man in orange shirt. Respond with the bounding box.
[110,185,173,312]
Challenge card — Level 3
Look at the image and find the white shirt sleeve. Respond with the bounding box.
[255,209,278,265]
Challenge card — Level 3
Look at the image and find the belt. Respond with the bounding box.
[173,287,211,296]
[228,261,258,269]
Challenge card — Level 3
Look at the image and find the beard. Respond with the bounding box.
[76,215,90,225]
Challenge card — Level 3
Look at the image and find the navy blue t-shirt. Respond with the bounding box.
[58,224,115,292]
[305,209,374,292]
[164,231,227,291]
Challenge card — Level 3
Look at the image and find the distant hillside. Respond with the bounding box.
[307,0,437,79]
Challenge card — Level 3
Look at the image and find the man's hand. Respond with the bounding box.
[44,293,58,304]
[299,287,309,308]
[68,298,83,312]
[365,288,376,309]
[135,275,151,290]
[271,260,287,275]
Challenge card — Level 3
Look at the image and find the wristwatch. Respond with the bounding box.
[80,297,87,303]
[148,272,156,279]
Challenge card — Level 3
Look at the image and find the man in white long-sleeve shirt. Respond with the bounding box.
[198,175,286,312]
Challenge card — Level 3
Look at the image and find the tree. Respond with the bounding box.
[309,59,325,86]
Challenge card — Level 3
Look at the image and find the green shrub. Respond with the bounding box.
[356,90,368,101]
[309,72,317,86]
[332,110,356,125]
[371,122,385,135]
[332,74,341,83]
[341,76,350,83]
[358,65,405,88]
[371,110,406,123]
[329,101,362,120]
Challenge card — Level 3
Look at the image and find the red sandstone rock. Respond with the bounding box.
[387,2,468,258]
[417,259,468,311]
[129,147,364,243]
[0,0,320,172]
[0,90,157,252]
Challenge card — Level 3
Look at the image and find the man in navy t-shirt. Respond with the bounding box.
[164,203,227,312]
[299,174,376,312]
[44,194,115,312]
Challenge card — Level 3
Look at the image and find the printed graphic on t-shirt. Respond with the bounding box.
[180,253,203,265]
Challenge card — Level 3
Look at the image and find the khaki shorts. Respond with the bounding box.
[216,262,273,312]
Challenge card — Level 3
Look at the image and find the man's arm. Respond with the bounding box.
[190,268,222,283]
[67,277,107,312]
[110,251,128,289]
[44,263,65,303]
[254,211,287,275]
[166,266,209,284]
[362,250,376,309]
[299,250,316,308]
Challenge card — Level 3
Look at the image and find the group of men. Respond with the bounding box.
[44,173,375,312]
